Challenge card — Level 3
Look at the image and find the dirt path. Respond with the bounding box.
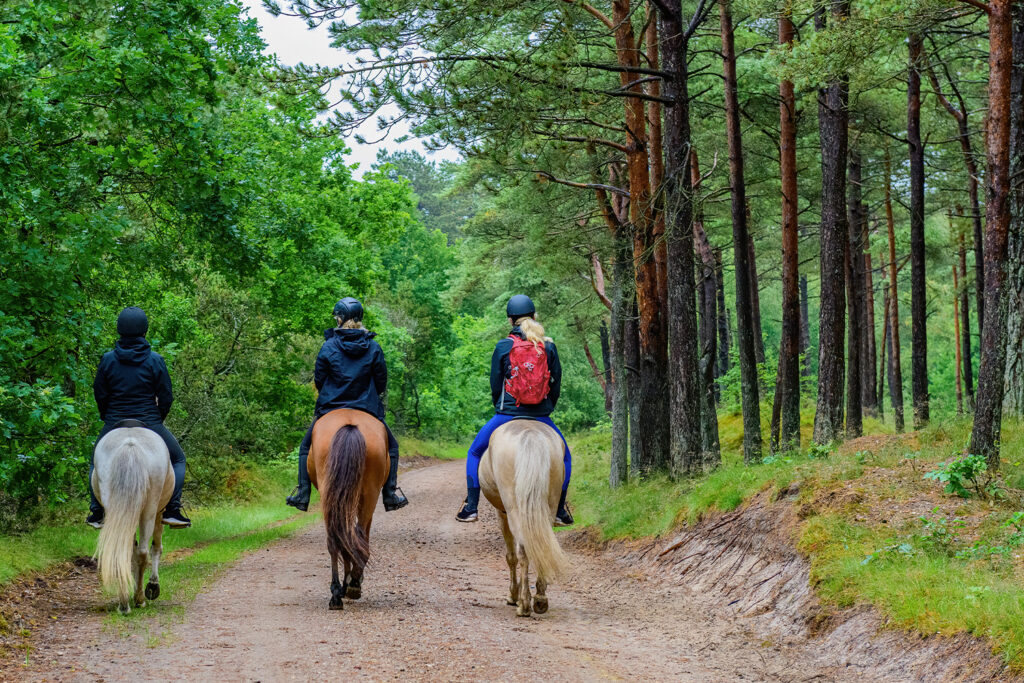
[19,461,859,682]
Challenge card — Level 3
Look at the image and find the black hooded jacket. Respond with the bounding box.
[314,328,388,420]
[490,326,562,417]
[93,337,173,424]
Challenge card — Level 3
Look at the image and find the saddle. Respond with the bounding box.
[111,419,149,429]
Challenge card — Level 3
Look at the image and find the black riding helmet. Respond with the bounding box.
[333,297,364,323]
[506,294,535,319]
[116,306,149,337]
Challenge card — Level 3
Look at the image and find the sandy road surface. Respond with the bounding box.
[19,460,849,682]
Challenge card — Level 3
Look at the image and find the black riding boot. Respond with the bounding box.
[286,448,312,512]
[382,452,408,511]
[555,488,574,527]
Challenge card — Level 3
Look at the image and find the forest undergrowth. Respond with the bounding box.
[569,415,1024,666]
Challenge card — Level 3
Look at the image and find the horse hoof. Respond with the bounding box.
[145,582,160,600]
[329,596,344,610]
[118,604,131,615]
[345,586,361,600]
[516,605,531,617]
[534,598,548,614]
[506,597,517,606]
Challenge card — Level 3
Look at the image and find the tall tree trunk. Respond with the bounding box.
[907,32,930,428]
[716,248,730,381]
[953,264,964,415]
[778,7,801,451]
[659,0,703,476]
[878,266,888,420]
[614,0,670,474]
[721,0,761,462]
[646,7,669,324]
[862,251,878,416]
[885,151,906,432]
[600,321,613,412]
[800,274,811,379]
[748,230,766,365]
[1003,4,1024,417]
[626,299,643,477]
[692,152,721,468]
[846,149,865,437]
[609,230,631,487]
[959,234,975,408]
[813,2,850,445]
[971,0,1014,468]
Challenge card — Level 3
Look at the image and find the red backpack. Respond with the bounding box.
[504,335,551,406]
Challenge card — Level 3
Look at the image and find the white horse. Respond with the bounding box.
[92,421,175,614]
[479,420,569,617]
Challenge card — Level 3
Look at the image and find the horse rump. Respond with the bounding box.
[512,427,568,581]
[94,438,148,606]
[322,425,370,570]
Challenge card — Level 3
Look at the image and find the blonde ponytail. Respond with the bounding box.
[341,319,365,330]
[513,316,551,350]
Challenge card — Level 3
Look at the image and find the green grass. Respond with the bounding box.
[0,464,316,587]
[401,435,465,460]
[567,414,1024,668]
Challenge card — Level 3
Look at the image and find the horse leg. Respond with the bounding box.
[345,553,363,600]
[329,550,344,610]
[534,574,548,614]
[515,540,532,617]
[499,513,518,606]
[145,512,164,601]
[133,518,153,609]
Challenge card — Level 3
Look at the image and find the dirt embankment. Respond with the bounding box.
[3,460,1018,682]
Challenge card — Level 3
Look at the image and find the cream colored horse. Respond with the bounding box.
[479,419,569,616]
[92,422,174,614]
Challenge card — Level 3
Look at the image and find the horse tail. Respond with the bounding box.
[322,425,369,570]
[94,438,147,606]
[514,429,568,580]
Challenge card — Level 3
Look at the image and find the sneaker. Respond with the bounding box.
[455,502,478,523]
[162,506,192,528]
[554,503,574,527]
[382,486,408,512]
[286,485,310,512]
[86,509,104,530]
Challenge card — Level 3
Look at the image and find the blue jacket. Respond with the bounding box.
[93,337,173,424]
[314,328,387,420]
[490,327,562,417]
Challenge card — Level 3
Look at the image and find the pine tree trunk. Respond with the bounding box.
[885,151,906,432]
[954,265,964,415]
[748,231,766,365]
[716,249,730,381]
[660,0,703,476]
[1003,4,1024,417]
[846,149,865,437]
[862,251,878,415]
[813,2,850,445]
[692,152,721,468]
[878,270,888,420]
[778,8,801,452]
[971,0,1014,468]
[720,0,761,462]
[609,230,630,488]
[908,33,930,428]
[959,235,975,408]
[800,274,811,380]
[613,0,670,474]
[626,298,643,477]
[600,321,612,412]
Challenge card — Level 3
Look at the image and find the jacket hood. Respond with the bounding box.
[114,337,152,365]
[329,328,376,357]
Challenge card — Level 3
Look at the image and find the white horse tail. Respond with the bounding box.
[514,429,568,581]
[94,438,147,605]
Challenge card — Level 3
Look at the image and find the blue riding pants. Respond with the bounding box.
[465,414,571,491]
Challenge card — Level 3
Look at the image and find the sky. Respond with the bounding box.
[238,0,460,176]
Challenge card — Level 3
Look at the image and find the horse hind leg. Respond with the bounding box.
[515,541,532,617]
[329,551,344,610]
[145,512,165,602]
[533,574,548,614]
[345,553,363,601]
[499,513,518,606]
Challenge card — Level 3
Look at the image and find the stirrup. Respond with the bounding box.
[382,486,408,511]
[286,485,310,512]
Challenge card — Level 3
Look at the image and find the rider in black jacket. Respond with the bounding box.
[87,307,190,529]
[285,297,408,512]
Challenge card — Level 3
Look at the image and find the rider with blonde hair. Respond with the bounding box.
[455,295,573,526]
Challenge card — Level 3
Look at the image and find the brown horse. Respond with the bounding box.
[479,419,569,616]
[308,408,389,610]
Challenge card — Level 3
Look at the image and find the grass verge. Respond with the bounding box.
[568,415,1024,667]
